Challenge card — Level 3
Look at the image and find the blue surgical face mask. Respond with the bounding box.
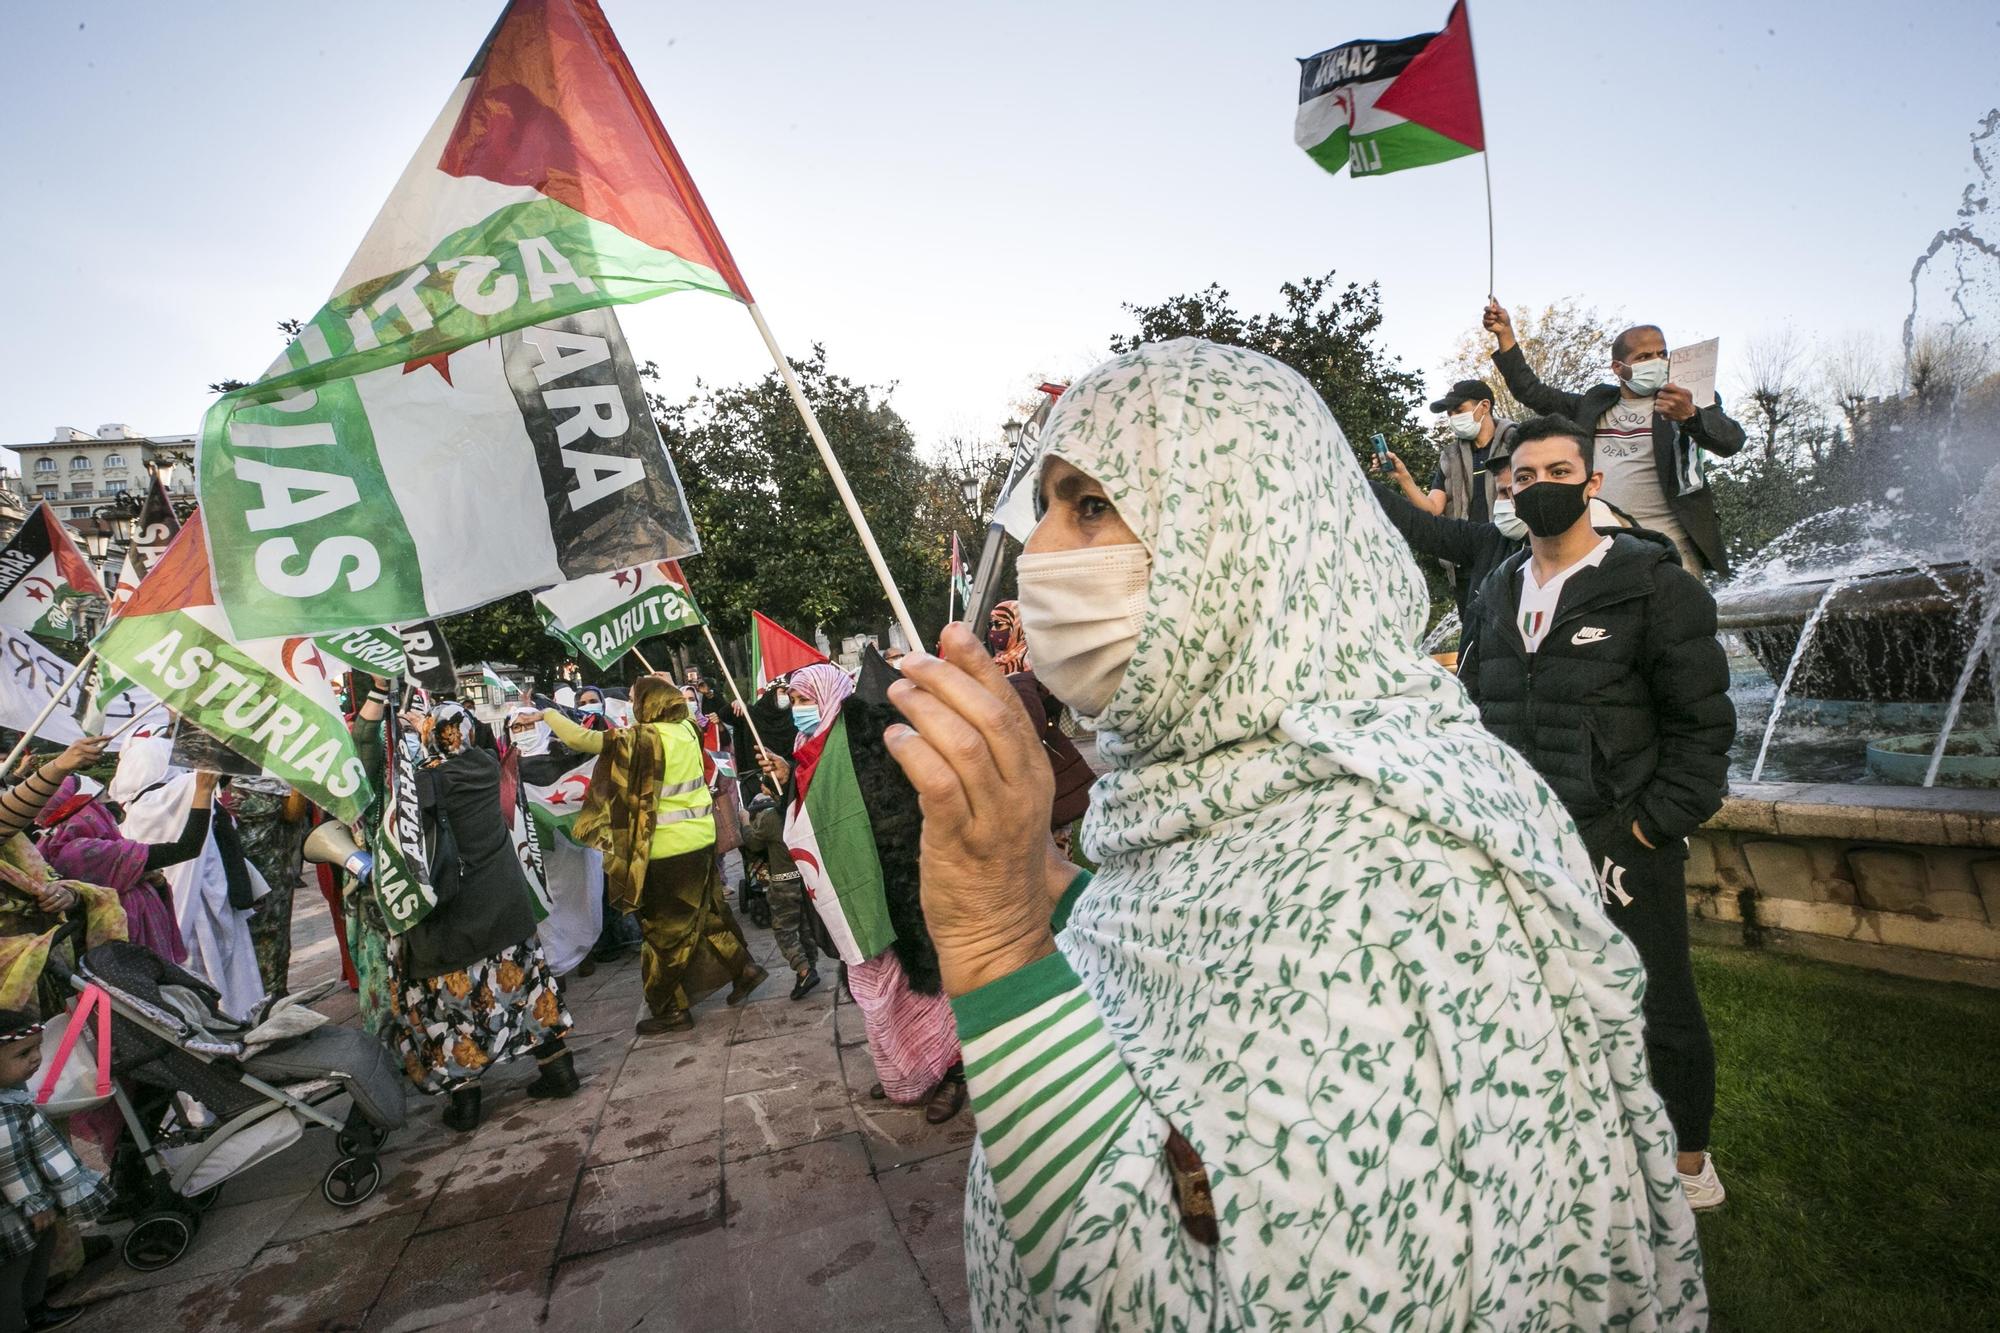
[791,705,822,736]
[578,700,603,716]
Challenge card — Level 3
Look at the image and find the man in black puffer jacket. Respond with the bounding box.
[1459,415,1735,1214]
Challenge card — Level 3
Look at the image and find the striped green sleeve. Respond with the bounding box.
[953,950,1143,1295]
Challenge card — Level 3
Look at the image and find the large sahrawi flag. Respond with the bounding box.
[784,712,895,965]
[1296,0,1483,179]
[94,514,371,822]
[535,560,702,670]
[198,0,745,640]
[0,504,107,644]
[203,304,703,640]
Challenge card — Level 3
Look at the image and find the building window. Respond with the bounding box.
[68,507,90,520]
[69,457,90,472]
[37,486,56,500]
[103,480,128,495]
[103,454,124,471]
[34,459,54,474]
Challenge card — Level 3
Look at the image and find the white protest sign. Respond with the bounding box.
[0,627,87,746]
[1670,337,1720,408]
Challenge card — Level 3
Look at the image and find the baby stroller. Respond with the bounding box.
[41,923,407,1271]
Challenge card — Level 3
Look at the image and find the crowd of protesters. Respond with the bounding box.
[0,304,1752,1330]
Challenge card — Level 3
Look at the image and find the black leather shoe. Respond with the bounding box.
[789,969,821,1002]
[27,1306,84,1330]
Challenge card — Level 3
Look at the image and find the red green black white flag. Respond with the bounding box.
[197,0,727,641]
[0,503,107,643]
[1296,1,1484,179]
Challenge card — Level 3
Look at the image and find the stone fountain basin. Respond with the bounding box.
[1867,730,2000,788]
[1715,561,1988,704]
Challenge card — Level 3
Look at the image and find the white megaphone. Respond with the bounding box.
[303,821,374,884]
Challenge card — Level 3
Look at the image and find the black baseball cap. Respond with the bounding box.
[1428,379,1495,413]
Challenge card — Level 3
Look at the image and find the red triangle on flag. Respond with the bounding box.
[37,505,107,601]
[440,0,753,301]
[1373,1,1485,151]
[115,510,216,620]
[752,611,828,687]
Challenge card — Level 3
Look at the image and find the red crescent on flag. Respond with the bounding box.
[279,636,331,686]
[21,577,53,604]
[550,773,590,809]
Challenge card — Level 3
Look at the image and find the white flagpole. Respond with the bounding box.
[696,619,766,759]
[0,647,98,783]
[744,303,923,651]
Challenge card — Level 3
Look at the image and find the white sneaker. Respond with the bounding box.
[1678,1153,1726,1211]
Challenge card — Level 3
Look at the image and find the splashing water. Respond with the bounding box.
[1749,576,1858,783]
[1925,610,1996,786]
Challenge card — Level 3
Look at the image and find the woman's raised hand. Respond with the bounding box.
[885,623,1057,997]
[50,735,111,776]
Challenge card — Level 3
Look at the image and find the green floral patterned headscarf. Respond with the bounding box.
[988,339,1705,1328]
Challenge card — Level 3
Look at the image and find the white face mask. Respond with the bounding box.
[1620,359,1670,396]
[1491,497,1529,541]
[1016,543,1152,717]
[1447,411,1481,441]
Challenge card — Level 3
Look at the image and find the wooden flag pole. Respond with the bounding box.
[696,619,765,760]
[0,648,99,783]
[744,303,923,651]
[632,648,658,674]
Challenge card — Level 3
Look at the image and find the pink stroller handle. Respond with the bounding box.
[36,984,113,1105]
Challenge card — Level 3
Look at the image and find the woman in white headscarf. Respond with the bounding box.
[112,739,268,1021]
[884,340,1705,1329]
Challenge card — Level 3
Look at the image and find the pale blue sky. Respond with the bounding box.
[4,0,1996,464]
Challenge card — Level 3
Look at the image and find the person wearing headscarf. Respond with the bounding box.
[0,738,127,1014]
[504,704,604,979]
[766,664,964,1122]
[37,750,216,974]
[113,741,267,1021]
[359,699,577,1132]
[884,340,1705,1329]
[560,676,765,1034]
[983,600,1029,675]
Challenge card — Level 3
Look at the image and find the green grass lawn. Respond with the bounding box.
[1693,944,2000,1332]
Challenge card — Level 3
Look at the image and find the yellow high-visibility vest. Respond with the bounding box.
[648,720,716,859]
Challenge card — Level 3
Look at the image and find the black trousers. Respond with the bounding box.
[0,1227,54,1333]
[1596,839,1716,1154]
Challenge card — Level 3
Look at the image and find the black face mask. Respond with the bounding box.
[1512,479,1592,538]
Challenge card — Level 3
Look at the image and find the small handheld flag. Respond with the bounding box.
[749,612,829,694]
[1295,3,1495,293]
[1296,1,1483,179]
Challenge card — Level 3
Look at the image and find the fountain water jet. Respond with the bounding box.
[1749,576,1857,783]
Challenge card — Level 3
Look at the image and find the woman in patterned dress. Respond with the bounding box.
[884,340,1707,1330]
[356,695,578,1133]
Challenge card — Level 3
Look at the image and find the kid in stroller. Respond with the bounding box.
[40,924,405,1272]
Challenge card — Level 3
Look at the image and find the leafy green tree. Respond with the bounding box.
[1110,272,1429,476]
[438,591,570,688]
[653,346,945,651]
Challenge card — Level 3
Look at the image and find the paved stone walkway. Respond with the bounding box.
[62,875,975,1331]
